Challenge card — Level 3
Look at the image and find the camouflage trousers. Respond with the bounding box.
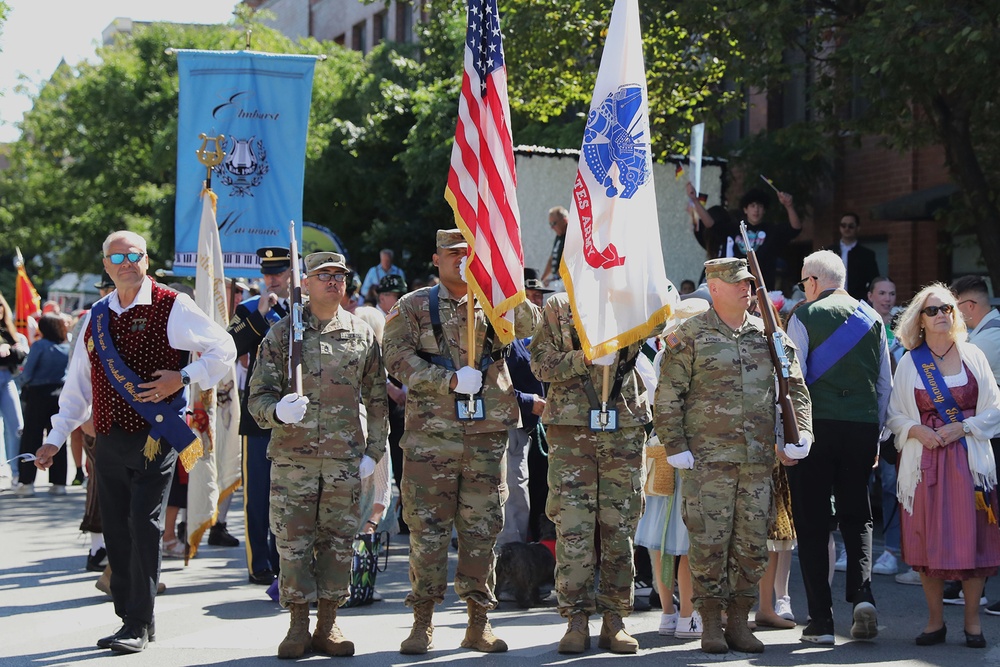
[545,424,645,617]
[681,462,771,607]
[269,457,361,608]
[401,430,508,609]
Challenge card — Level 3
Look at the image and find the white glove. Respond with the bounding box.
[454,366,483,395]
[784,433,812,460]
[275,393,309,424]
[592,353,616,366]
[359,455,376,479]
[667,451,695,469]
[459,256,468,283]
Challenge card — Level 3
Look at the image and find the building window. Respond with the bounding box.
[352,21,367,53]
[396,2,414,43]
[334,34,345,46]
[374,10,388,45]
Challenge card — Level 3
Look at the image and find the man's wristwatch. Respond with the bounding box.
[962,421,972,434]
[180,370,191,386]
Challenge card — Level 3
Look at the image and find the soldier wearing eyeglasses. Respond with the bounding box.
[247,251,388,659]
[34,230,236,653]
[785,249,892,645]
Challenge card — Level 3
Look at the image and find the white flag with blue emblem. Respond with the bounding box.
[561,0,677,359]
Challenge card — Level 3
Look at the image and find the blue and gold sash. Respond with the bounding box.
[90,300,203,472]
[911,343,996,523]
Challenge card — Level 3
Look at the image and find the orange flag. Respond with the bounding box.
[14,249,41,342]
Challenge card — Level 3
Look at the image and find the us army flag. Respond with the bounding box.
[561,0,677,359]
[187,187,243,559]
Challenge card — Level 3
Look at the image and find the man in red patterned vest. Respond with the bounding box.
[35,230,236,654]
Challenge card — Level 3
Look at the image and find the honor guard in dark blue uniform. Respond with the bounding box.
[229,246,292,585]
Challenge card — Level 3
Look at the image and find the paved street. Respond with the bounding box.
[2,475,999,666]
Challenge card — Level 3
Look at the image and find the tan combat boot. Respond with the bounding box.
[597,611,639,654]
[699,599,728,654]
[460,599,508,652]
[558,612,590,654]
[277,602,311,659]
[399,600,435,654]
[312,598,355,656]
[725,596,764,653]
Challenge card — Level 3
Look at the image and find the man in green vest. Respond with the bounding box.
[785,249,893,646]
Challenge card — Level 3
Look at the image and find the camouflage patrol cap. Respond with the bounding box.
[256,247,291,275]
[436,228,468,249]
[304,252,348,274]
[377,274,407,294]
[704,258,755,284]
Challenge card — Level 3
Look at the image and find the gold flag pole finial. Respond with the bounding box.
[196,134,225,190]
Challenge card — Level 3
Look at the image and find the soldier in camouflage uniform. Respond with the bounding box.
[382,229,539,655]
[529,291,650,654]
[248,252,388,659]
[655,258,813,654]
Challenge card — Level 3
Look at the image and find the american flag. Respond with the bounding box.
[445,0,524,344]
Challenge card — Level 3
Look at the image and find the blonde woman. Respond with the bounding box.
[887,283,1000,649]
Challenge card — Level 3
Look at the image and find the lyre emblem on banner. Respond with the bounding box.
[217,135,270,197]
[582,84,650,200]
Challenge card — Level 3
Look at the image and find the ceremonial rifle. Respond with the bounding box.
[739,222,800,445]
[288,220,304,395]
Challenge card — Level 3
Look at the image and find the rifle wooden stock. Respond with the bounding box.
[739,223,800,445]
[288,220,304,395]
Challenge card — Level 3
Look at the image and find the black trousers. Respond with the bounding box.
[787,419,879,623]
[19,384,66,484]
[95,425,176,627]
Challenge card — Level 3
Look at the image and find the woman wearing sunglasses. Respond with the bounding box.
[887,283,1000,648]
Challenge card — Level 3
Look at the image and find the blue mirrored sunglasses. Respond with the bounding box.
[106,252,145,265]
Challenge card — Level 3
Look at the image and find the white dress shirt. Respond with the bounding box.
[45,277,237,449]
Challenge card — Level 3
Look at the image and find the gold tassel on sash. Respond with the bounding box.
[143,436,161,462]
[975,490,997,525]
[143,436,204,474]
[178,437,204,474]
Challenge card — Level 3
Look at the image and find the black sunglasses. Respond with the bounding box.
[106,252,145,265]
[920,304,954,317]
[796,276,817,289]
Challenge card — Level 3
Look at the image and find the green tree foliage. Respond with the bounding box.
[671,0,1000,283]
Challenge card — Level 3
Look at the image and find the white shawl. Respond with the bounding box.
[886,341,1000,514]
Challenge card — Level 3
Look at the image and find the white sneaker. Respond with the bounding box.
[675,611,702,638]
[834,548,847,572]
[872,550,898,575]
[14,483,34,497]
[895,568,921,585]
[775,595,795,621]
[48,485,68,496]
[659,611,679,636]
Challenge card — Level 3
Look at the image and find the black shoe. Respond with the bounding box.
[986,600,1000,616]
[851,601,879,640]
[915,625,946,646]
[801,618,835,645]
[97,625,128,649]
[208,522,239,547]
[943,580,963,604]
[85,547,108,572]
[73,468,85,486]
[248,569,276,585]
[965,630,987,649]
[110,624,149,653]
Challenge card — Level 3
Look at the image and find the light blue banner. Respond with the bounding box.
[174,50,316,277]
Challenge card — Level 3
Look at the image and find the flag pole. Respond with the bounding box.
[467,290,477,415]
[601,365,611,423]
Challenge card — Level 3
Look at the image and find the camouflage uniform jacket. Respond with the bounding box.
[529,292,651,428]
[655,307,812,464]
[382,282,540,435]
[248,304,388,462]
